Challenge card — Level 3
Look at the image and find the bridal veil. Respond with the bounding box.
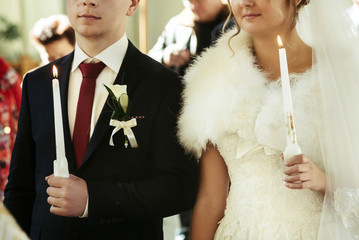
[299,0,359,238]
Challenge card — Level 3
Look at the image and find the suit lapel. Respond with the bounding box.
[81,41,144,167]
[56,52,77,173]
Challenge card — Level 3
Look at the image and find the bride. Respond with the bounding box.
[178,0,359,239]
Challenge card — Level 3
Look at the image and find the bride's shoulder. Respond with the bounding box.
[183,29,253,92]
[178,31,259,158]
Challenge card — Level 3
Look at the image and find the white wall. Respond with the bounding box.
[0,0,65,60]
[147,0,184,50]
[0,0,22,61]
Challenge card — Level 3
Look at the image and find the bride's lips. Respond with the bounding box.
[243,13,261,20]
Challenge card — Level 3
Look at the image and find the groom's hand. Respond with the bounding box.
[46,174,88,217]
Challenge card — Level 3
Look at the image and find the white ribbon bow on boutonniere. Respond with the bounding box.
[104,84,138,148]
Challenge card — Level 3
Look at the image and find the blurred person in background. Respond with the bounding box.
[148,0,228,77]
[0,57,21,201]
[30,14,75,65]
[149,2,228,239]
[210,17,235,45]
[152,0,229,237]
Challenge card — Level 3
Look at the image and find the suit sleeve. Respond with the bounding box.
[4,75,36,234]
[87,77,199,220]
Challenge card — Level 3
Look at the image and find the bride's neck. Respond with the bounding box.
[252,29,312,81]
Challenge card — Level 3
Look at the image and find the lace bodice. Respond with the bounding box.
[211,70,324,239]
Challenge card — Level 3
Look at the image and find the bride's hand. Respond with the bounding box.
[282,154,326,194]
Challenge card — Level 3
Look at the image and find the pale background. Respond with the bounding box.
[0,0,184,73]
[0,0,353,73]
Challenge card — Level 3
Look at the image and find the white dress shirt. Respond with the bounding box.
[68,34,129,140]
[68,34,128,217]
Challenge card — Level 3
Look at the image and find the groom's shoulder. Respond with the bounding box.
[131,49,183,96]
[141,52,178,79]
[128,42,179,81]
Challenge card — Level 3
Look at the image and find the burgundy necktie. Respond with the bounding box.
[73,62,106,168]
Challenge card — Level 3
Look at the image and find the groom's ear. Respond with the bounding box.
[126,0,140,16]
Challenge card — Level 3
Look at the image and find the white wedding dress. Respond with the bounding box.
[214,145,322,240]
[213,71,324,240]
[178,30,325,239]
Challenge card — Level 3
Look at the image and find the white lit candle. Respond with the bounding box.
[52,65,69,178]
[277,36,302,159]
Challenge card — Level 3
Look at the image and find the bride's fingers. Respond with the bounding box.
[284,154,308,166]
[284,172,310,183]
[284,180,311,190]
[284,163,310,176]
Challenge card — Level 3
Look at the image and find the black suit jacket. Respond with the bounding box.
[4,41,198,240]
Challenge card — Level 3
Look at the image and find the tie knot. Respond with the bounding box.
[79,62,106,79]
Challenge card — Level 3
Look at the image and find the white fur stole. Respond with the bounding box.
[178,29,323,166]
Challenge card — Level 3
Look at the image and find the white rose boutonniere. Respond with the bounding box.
[104,84,138,148]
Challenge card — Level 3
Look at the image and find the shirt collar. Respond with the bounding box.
[71,34,129,73]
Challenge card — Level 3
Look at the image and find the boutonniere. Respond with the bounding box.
[104,84,138,148]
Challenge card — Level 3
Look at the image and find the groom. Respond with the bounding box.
[4,0,198,239]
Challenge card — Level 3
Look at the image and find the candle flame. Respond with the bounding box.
[4,126,11,135]
[53,65,58,78]
[277,35,284,48]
